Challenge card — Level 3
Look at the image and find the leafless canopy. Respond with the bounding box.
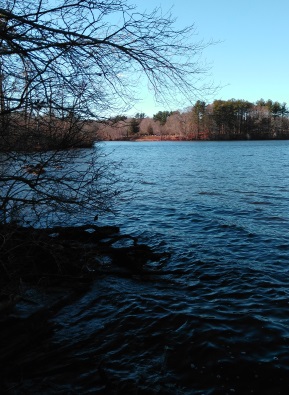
[0,0,210,117]
[0,0,212,225]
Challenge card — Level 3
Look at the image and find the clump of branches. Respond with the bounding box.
[0,0,211,118]
[0,0,212,226]
[0,144,123,226]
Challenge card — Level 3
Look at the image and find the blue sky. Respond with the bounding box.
[127,0,289,116]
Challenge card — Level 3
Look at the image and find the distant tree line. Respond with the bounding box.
[98,99,289,140]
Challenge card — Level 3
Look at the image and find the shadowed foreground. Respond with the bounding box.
[0,224,169,394]
[1,224,289,394]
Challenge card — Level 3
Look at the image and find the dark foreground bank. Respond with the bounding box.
[1,222,289,394]
[0,224,169,394]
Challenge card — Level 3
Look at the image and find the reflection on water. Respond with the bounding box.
[8,141,289,394]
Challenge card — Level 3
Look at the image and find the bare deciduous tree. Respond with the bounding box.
[0,0,212,225]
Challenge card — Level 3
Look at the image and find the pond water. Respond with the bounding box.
[17,141,289,394]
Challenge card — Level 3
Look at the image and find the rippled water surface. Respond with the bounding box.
[27,141,289,393]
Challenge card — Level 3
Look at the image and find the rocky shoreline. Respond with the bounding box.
[0,223,170,311]
[0,223,170,393]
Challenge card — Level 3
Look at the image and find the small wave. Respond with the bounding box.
[277,244,289,250]
[140,180,157,185]
[261,216,287,222]
[249,200,274,205]
[198,191,223,196]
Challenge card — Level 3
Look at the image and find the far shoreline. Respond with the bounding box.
[100,136,289,143]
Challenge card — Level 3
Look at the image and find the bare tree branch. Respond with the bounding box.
[0,0,213,226]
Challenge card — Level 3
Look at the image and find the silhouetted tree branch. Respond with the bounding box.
[0,0,212,225]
